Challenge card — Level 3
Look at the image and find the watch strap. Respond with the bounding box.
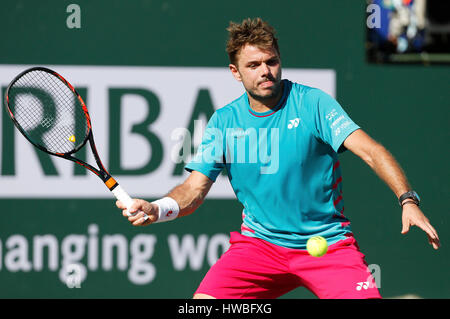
[401,200,418,207]
[398,191,420,207]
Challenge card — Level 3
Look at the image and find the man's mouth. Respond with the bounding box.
[259,80,274,88]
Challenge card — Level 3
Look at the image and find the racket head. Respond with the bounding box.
[4,67,91,156]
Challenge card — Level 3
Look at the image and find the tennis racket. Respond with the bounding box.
[4,66,146,220]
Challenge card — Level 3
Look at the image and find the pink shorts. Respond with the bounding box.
[195,232,381,299]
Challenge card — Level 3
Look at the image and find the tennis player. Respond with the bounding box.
[117,18,440,299]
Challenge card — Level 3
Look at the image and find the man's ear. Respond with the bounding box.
[229,64,242,82]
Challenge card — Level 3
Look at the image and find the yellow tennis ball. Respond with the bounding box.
[306,236,328,257]
[69,135,76,143]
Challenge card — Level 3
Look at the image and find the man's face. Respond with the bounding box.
[230,44,282,102]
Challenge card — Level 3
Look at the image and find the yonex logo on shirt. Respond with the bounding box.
[288,118,300,129]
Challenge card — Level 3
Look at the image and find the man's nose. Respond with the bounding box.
[260,63,270,76]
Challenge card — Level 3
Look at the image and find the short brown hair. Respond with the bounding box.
[226,17,280,66]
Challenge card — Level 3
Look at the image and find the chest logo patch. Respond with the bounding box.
[288,118,300,129]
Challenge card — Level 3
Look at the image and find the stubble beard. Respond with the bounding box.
[246,76,282,103]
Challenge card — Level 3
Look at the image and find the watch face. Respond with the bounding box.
[412,191,420,201]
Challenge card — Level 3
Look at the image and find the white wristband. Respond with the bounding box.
[152,197,180,223]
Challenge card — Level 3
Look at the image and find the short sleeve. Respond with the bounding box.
[184,112,225,181]
[306,89,360,153]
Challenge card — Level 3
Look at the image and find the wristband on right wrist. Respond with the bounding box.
[152,197,180,223]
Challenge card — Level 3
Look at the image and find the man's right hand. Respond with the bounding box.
[116,198,159,226]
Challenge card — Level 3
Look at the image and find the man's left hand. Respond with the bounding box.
[401,204,440,250]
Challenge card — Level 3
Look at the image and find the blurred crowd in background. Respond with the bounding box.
[367,0,450,63]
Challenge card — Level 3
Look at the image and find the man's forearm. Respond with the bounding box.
[166,184,202,217]
[367,143,411,199]
[166,174,213,217]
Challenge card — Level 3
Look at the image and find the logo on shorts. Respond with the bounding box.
[356,264,381,291]
[355,281,370,291]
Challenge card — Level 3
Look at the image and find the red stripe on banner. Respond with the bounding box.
[332,176,343,189]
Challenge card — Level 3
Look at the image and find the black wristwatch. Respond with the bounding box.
[398,191,420,207]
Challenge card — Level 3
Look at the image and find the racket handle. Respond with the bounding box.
[111,185,134,209]
[111,185,150,221]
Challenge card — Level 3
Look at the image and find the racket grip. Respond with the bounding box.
[111,185,135,215]
[111,185,149,221]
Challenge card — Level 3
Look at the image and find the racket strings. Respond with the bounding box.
[8,70,88,154]
[12,76,81,152]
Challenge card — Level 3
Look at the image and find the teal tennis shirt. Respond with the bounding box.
[185,80,360,249]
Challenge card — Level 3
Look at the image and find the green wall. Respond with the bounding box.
[0,0,448,298]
